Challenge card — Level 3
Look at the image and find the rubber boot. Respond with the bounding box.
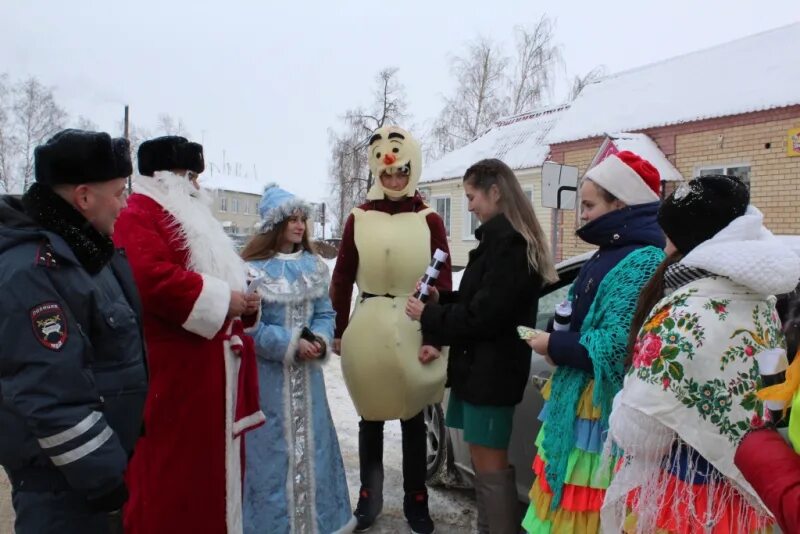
[474,467,518,534]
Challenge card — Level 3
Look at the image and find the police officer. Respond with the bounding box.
[0,129,148,533]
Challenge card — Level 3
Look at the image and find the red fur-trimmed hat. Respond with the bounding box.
[584,150,661,205]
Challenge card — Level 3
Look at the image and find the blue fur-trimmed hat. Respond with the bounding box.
[258,183,312,232]
[34,129,132,185]
[137,136,204,177]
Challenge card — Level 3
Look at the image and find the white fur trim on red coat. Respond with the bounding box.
[183,274,231,339]
[584,155,659,206]
[233,411,266,437]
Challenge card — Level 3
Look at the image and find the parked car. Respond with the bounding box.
[424,235,800,501]
[423,250,593,499]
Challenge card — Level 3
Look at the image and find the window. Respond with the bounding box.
[231,198,240,213]
[463,207,480,240]
[432,196,451,236]
[696,165,751,188]
[219,196,228,212]
[243,200,250,215]
[523,187,534,205]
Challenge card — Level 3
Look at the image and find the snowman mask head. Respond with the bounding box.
[366,126,422,200]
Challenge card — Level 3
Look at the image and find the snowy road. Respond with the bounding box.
[324,354,478,534]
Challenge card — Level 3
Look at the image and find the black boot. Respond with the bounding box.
[354,419,384,532]
[401,412,434,533]
[404,490,435,534]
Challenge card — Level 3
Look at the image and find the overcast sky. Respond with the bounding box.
[2,1,798,203]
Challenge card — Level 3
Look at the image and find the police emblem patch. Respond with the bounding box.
[30,302,68,350]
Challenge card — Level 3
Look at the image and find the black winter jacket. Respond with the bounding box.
[0,186,147,509]
[420,214,542,406]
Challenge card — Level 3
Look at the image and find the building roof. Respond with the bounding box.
[546,22,800,144]
[198,172,268,196]
[602,133,684,182]
[421,103,568,183]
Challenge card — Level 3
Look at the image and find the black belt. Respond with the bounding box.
[7,465,71,492]
[360,292,399,302]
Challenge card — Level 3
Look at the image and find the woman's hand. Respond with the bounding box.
[297,339,322,360]
[418,345,441,365]
[244,294,261,316]
[526,332,555,365]
[415,279,439,304]
[405,296,426,322]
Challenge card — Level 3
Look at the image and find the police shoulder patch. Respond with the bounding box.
[30,302,68,350]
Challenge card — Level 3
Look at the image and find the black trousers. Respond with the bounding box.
[358,411,427,494]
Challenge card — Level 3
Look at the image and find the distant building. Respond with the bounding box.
[199,173,268,242]
[546,22,800,261]
[420,104,568,267]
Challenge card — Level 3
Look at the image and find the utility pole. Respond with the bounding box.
[320,202,326,239]
[124,105,131,193]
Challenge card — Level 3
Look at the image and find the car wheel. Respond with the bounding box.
[424,403,447,482]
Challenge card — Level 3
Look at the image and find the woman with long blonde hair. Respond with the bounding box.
[406,158,556,533]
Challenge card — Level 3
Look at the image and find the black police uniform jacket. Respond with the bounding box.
[0,184,147,505]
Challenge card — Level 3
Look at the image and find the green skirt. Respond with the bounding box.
[445,392,515,449]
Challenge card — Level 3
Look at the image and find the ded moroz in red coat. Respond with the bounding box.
[113,172,265,534]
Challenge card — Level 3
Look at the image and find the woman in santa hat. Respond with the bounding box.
[241,184,354,534]
[521,151,666,533]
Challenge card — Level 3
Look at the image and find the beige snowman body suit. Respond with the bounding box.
[330,126,452,421]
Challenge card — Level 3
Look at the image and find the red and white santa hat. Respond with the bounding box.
[584,150,661,205]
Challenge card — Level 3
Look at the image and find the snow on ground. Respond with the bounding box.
[323,354,476,533]
[0,468,11,532]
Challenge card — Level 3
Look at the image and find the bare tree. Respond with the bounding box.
[328,68,408,232]
[156,113,191,138]
[13,77,67,190]
[0,74,19,193]
[74,115,98,131]
[433,37,508,152]
[569,65,606,101]
[507,16,562,115]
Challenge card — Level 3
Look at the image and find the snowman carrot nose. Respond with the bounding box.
[383,153,397,165]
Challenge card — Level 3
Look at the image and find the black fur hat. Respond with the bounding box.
[658,174,750,255]
[34,129,132,185]
[137,136,205,177]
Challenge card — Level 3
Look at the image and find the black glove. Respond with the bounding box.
[87,482,128,513]
[300,327,327,355]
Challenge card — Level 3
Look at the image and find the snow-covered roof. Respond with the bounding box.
[199,172,268,196]
[547,22,800,144]
[421,104,568,183]
[604,133,684,182]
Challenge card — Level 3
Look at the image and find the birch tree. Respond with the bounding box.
[13,77,67,190]
[328,68,408,233]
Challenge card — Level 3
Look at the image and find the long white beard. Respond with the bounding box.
[133,172,247,291]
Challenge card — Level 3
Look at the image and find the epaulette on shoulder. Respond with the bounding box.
[34,241,58,268]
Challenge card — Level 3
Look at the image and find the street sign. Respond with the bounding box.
[541,161,579,209]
